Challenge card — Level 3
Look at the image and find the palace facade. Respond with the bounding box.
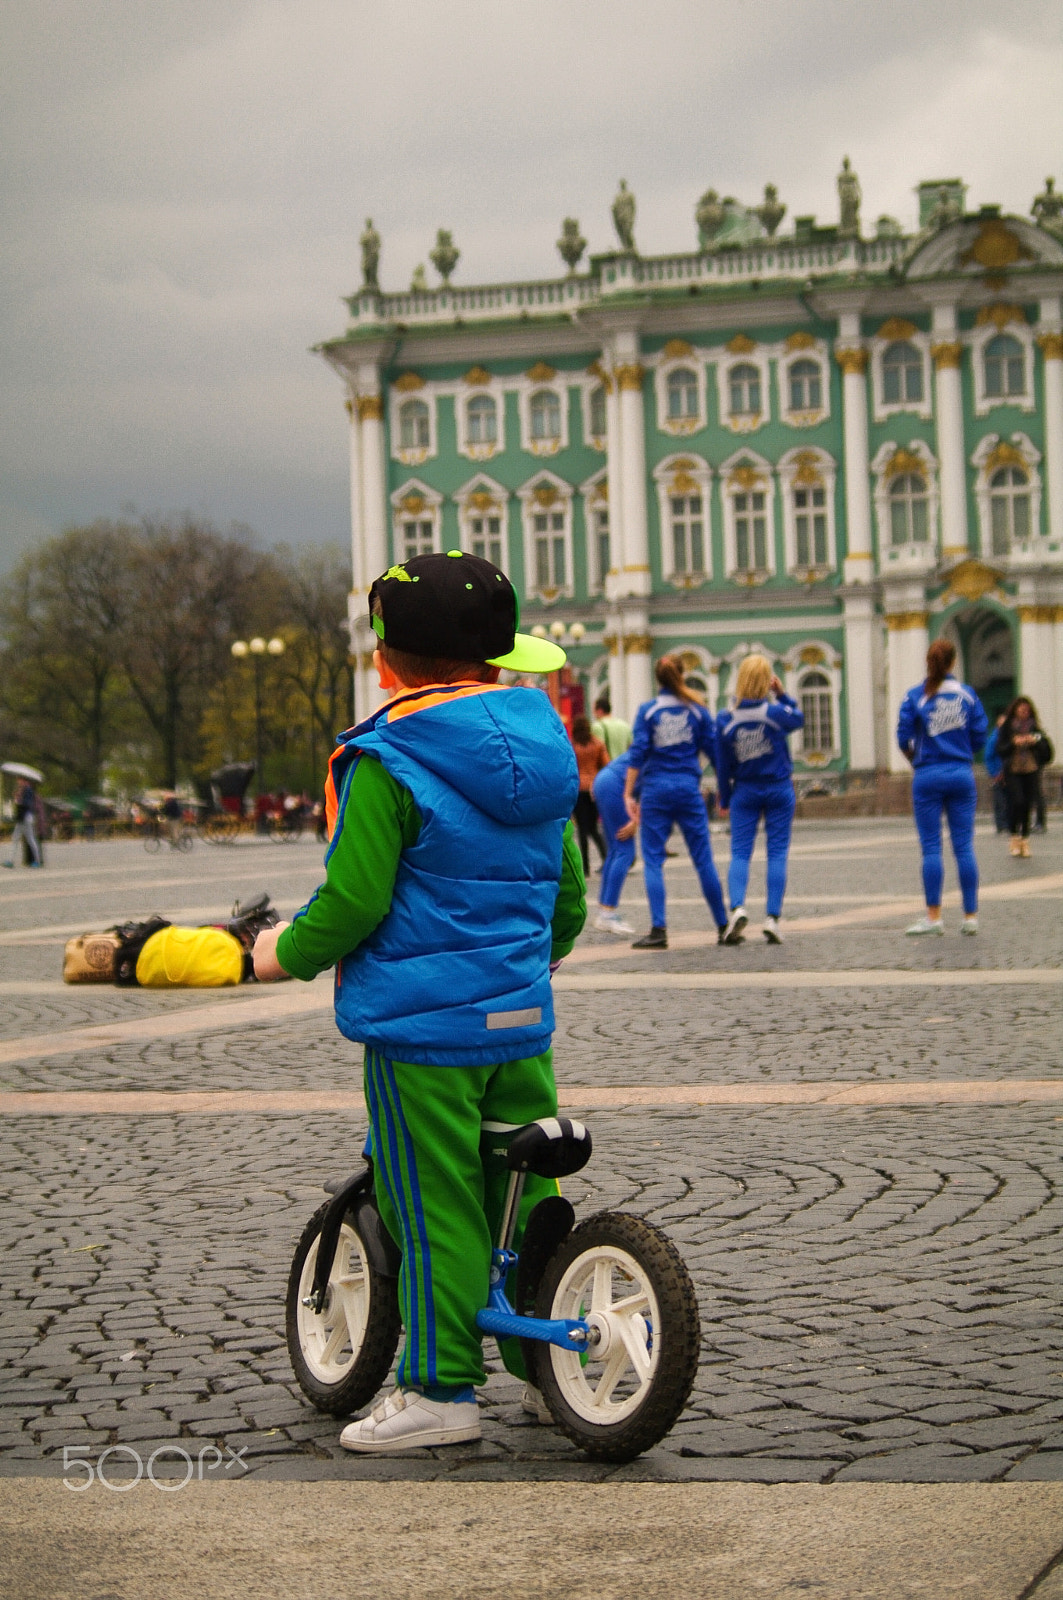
[317,168,1063,778]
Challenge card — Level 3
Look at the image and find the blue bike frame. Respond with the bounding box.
[475,1247,590,1352]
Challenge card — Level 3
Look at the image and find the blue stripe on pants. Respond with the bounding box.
[639,778,726,929]
[727,779,796,919]
[911,763,979,914]
[593,767,635,908]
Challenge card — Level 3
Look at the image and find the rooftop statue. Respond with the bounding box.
[430,229,460,284]
[755,183,786,239]
[557,217,587,273]
[1032,177,1063,239]
[837,158,861,238]
[612,180,636,253]
[695,188,724,250]
[410,264,428,292]
[360,218,381,290]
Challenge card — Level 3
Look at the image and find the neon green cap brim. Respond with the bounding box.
[486,632,567,673]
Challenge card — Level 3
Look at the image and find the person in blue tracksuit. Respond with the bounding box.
[592,750,637,935]
[716,655,804,945]
[623,655,728,949]
[896,637,988,937]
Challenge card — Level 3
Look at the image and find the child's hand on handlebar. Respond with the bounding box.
[253,922,291,981]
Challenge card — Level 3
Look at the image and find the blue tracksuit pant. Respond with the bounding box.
[727,779,796,919]
[640,777,727,929]
[593,764,635,909]
[911,763,979,914]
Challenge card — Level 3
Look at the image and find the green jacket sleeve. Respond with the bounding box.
[551,819,587,962]
[275,755,420,980]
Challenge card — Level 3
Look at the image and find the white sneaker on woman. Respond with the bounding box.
[960,916,978,936]
[763,916,783,944]
[905,916,945,937]
[594,909,635,936]
[339,1388,481,1453]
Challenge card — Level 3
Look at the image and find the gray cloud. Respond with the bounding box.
[2,0,1061,565]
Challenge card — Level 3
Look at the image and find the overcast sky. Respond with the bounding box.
[2,0,1061,568]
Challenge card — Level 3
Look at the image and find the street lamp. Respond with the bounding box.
[231,636,285,796]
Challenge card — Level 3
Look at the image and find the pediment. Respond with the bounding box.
[904,215,1063,279]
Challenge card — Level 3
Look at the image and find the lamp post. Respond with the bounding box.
[231,636,285,796]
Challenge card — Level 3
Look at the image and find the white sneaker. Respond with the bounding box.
[594,910,635,936]
[905,917,945,937]
[339,1388,481,1453]
[960,916,978,936]
[723,906,748,945]
[521,1383,553,1424]
[763,916,783,945]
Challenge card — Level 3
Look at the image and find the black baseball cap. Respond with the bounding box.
[368,551,566,673]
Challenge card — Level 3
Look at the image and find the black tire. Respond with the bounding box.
[143,830,161,853]
[530,1211,700,1463]
[286,1200,402,1416]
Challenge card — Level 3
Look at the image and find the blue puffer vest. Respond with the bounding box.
[330,683,579,1067]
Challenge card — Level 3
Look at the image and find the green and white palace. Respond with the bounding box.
[317,165,1063,779]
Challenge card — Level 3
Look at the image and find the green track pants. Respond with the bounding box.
[363,1046,559,1389]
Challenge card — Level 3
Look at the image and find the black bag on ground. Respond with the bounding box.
[112,916,172,985]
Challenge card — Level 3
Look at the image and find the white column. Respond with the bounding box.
[1038,299,1063,546]
[354,366,388,722]
[602,369,625,603]
[1018,603,1062,748]
[622,608,653,711]
[613,330,651,598]
[835,337,874,583]
[930,303,968,560]
[841,590,877,770]
[344,396,374,724]
[884,604,929,774]
[603,610,627,721]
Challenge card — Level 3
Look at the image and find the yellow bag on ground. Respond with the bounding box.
[135,925,244,988]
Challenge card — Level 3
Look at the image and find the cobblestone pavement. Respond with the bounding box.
[0,822,1060,1482]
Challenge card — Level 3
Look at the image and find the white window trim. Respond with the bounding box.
[720,449,776,584]
[870,332,933,423]
[778,341,830,428]
[871,438,940,574]
[778,447,838,581]
[389,479,443,563]
[518,471,574,604]
[652,354,707,438]
[454,473,510,570]
[779,642,843,768]
[970,431,1044,560]
[456,384,505,463]
[389,389,437,466]
[652,453,713,589]
[579,373,609,453]
[715,350,771,435]
[580,467,611,594]
[970,321,1036,417]
[517,377,570,456]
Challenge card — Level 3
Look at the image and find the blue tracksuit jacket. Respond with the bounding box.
[896,677,988,767]
[715,694,804,809]
[628,693,717,785]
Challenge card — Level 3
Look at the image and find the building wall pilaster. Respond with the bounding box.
[840,589,877,771]
[883,591,929,773]
[1038,296,1063,548]
[929,302,968,560]
[834,330,874,583]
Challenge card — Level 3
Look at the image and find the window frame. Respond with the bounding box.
[778,341,830,428]
[389,386,437,466]
[518,474,574,604]
[971,319,1035,417]
[779,642,843,768]
[653,346,707,438]
[777,448,838,579]
[519,379,570,456]
[652,455,713,589]
[580,469,611,595]
[389,479,442,564]
[970,431,1044,559]
[715,349,771,434]
[720,450,776,583]
[455,475,510,572]
[870,439,940,570]
[456,384,505,462]
[869,326,932,423]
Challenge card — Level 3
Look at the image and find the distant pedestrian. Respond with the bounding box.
[997,697,1053,858]
[624,654,728,949]
[591,696,633,761]
[716,655,804,945]
[592,750,637,935]
[983,715,1009,834]
[569,715,609,874]
[4,778,42,869]
[897,639,987,935]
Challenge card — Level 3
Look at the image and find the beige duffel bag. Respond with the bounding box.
[63,932,122,983]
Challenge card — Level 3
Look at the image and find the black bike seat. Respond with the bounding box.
[505,1117,592,1179]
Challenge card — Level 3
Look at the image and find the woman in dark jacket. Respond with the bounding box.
[997,697,1054,857]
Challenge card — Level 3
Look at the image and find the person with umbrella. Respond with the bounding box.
[2,763,44,869]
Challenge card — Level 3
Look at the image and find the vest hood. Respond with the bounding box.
[363,684,578,828]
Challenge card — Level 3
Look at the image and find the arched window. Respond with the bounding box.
[882,341,923,405]
[989,466,1031,553]
[729,364,761,417]
[734,489,768,570]
[398,399,430,450]
[466,394,497,446]
[788,359,822,411]
[666,367,698,421]
[793,485,828,567]
[589,385,607,439]
[530,390,561,442]
[799,670,833,754]
[888,473,929,545]
[984,335,1025,399]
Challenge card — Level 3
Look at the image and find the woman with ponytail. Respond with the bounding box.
[896,638,988,935]
[623,654,728,949]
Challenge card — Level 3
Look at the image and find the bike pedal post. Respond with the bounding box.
[497,1169,526,1253]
